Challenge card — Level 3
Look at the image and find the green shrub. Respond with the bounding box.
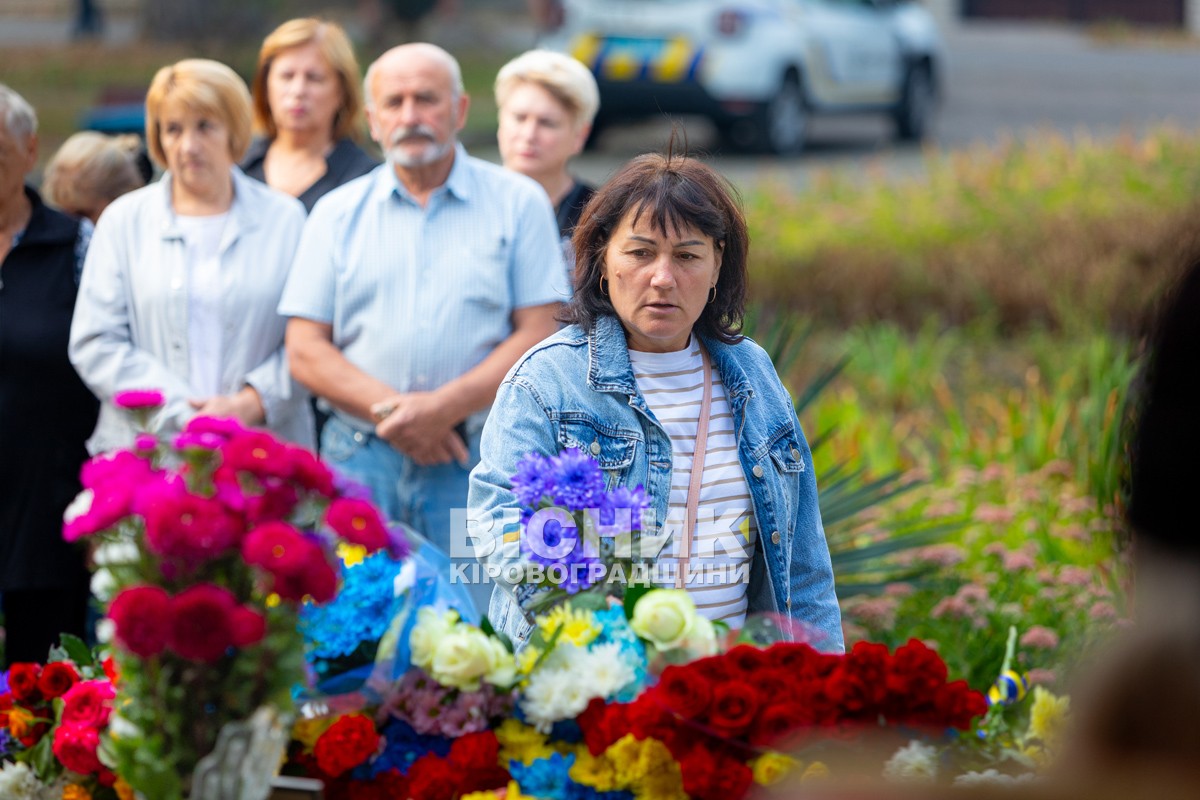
[748,129,1200,334]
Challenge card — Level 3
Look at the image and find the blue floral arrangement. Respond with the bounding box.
[299,549,407,689]
[510,448,653,606]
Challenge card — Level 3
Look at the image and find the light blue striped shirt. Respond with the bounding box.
[279,145,567,432]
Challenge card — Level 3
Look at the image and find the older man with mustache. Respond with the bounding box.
[279,43,563,612]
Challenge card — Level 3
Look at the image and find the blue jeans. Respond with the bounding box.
[321,415,492,615]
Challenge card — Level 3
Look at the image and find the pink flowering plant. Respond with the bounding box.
[64,391,405,799]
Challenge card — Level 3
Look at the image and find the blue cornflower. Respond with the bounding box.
[300,550,405,661]
[510,752,576,799]
[511,452,554,508]
[368,718,452,777]
[551,448,605,511]
[598,485,650,532]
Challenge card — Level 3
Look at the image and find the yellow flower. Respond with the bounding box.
[265,592,281,608]
[501,781,536,800]
[337,542,368,567]
[516,645,543,675]
[62,785,92,800]
[7,707,34,738]
[604,735,686,798]
[537,604,600,647]
[292,716,336,751]
[460,791,502,800]
[114,778,137,800]
[752,752,800,786]
[801,761,831,781]
[570,747,621,792]
[1028,686,1070,746]
[495,719,554,766]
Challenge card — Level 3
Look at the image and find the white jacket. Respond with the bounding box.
[70,168,313,453]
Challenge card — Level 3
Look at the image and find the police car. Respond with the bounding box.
[540,0,944,153]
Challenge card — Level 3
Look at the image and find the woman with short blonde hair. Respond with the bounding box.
[145,58,254,168]
[71,58,313,453]
[242,18,377,213]
[42,131,147,223]
[495,50,600,278]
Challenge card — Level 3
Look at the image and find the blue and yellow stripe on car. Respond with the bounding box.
[571,33,703,83]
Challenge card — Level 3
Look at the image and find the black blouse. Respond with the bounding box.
[241,137,379,213]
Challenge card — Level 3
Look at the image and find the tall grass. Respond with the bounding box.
[748,129,1200,334]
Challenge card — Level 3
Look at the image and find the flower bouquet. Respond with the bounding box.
[507,448,662,614]
[63,391,404,799]
[0,640,124,799]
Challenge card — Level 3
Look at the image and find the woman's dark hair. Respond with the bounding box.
[561,150,749,344]
[1127,251,1200,558]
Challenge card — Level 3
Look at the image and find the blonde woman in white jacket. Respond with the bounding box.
[70,59,312,453]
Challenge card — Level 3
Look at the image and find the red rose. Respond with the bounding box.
[655,665,712,720]
[404,753,460,800]
[110,582,172,657]
[61,679,115,728]
[167,584,237,662]
[706,751,755,800]
[726,644,769,676]
[450,731,509,792]
[325,498,390,553]
[448,730,499,769]
[7,663,42,702]
[928,680,988,730]
[692,654,733,683]
[846,640,891,710]
[314,714,380,778]
[53,722,103,774]
[578,697,627,755]
[748,701,809,747]
[890,639,948,699]
[705,680,762,738]
[0,692,13,727]
[231,607,267,648]
[37,661,80,699]
[679,746,719,799]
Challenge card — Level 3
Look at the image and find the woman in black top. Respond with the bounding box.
[0,85,99,666]
[495,50,600,282]
[242,18,377,213]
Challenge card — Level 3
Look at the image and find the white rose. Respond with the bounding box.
[681,614,718,658]
[483,636,517,688]
[629,589,700,651]
[430,627,495,692]
[409,607,459,672]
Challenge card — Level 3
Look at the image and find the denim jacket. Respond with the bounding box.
[467,315,844,652]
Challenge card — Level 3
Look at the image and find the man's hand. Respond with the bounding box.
[372,392,468,466]
[189,386,266,426]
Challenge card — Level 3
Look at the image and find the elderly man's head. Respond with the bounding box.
[363,43,468,170]
[0,84,38,197]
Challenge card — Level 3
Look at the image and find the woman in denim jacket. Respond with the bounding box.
[468,152,842,652]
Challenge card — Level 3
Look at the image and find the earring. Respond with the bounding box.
[600,277,610,297]
[708,286,717,304]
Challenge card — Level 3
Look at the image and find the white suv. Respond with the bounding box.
[539,0,944,153]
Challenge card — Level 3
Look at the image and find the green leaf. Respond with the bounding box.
[622,583,653,621]
[57,633,95,667]
[29,733,60,781]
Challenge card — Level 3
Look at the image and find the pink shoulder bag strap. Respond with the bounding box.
[675,345,713,589]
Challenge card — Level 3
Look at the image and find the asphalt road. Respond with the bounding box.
[476,23,1200,194]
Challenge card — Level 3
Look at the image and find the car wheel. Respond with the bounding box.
[894,64,935,142]
[754,73,807,155]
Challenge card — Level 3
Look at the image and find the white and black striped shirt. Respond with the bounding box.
[629,338,757,625]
